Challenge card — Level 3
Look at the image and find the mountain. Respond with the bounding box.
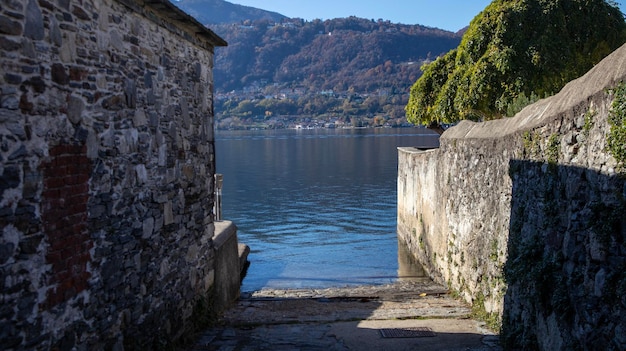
[173,0,285,24]
[175,1,463,128]
[213,18,460,91]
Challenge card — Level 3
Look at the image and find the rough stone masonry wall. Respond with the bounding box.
[398,43,626,350]
[0,0,225,349]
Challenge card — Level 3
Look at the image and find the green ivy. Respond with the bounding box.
[583,107,597,137]
[607,81,626,171]
[547,133,560,169]
[522,131,541,159]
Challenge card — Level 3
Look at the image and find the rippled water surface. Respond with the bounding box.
[215,128,439,292]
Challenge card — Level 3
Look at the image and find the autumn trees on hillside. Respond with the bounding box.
[211,17,462,127]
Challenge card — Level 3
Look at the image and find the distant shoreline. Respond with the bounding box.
[215,124,424,131]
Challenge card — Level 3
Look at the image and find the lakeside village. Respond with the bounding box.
[214,83,416,130]
[215,113,414,130]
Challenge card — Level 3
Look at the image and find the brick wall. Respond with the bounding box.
[41,143,92,308]
[0,0,226,349]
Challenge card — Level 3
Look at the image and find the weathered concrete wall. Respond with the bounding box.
[213,221,241,310]
[398,43,626,349]
[0,0,231,349]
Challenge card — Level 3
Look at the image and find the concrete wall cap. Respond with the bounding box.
[442,42,626,140]
[214,221,238,248]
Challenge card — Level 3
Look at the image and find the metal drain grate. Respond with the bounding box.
[379,327,436,338]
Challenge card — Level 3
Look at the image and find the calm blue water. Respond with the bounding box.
[215,128,439,292]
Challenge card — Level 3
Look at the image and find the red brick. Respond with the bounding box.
[48,239,67,252]
[63,163,76,175]
[61,243,77,256]
[44,176,66,189]
[55,152,70,161]
[42,187,61,199]
[81,241,94,252]
[41,207,56,219]
[51,199,66,211]
[42,142,92,308]
[69,198,89,209]
[48,145,63,157]
[53,262,69,277]
[62,232,80,246]
[76,182,89,194]
[47,165,68,178]
[71,203,87,212]
[77,177,89,187]
[54,239,72,252]
[70,155,83,164]
[56,216,69,228]
[61,175,74,186]
[65,183,87,195]
[46,251,62,264]
[79,251,92,262]
[47,232,67,245]
[59,144,76,156]
[68,216,86,228]
[70,263,85,275]
[73,276,90,292]
[59,278,74,292]
[66,257,79,269]
[47,197,63,210]
[55,145,71,155]
[75,173,91,184]
[47,157,60,168]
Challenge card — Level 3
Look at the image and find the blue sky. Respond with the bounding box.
[227,0,626,32]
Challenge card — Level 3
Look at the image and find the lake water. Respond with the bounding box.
[215,128,439,292]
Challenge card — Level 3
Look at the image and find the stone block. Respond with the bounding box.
[0,15,22,35]
[67,96,84,124]
[163,201,174,225]
[24,0,44,40]
[0,166,20,196]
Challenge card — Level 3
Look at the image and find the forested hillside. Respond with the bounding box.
[209,17,462,129]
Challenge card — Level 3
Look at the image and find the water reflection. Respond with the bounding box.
[398,239,428,281]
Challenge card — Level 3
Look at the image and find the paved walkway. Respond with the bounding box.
[187,279,502,351]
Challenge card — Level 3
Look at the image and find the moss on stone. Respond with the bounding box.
[471,291,501,332]
[489,238,499,263]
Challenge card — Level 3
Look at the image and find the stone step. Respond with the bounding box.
[227,281,470,326]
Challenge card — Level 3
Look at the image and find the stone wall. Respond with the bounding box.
[0,0,228,349]
[398,43,626,349]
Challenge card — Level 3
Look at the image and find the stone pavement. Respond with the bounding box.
[186,279,502,351]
